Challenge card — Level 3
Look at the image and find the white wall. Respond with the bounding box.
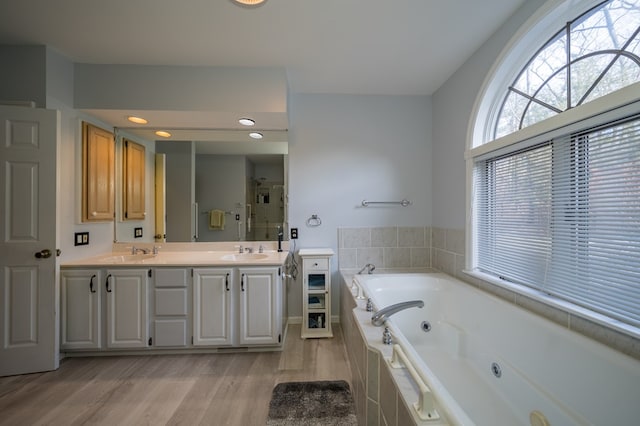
[287,93,432,316]
[431,0,547,229]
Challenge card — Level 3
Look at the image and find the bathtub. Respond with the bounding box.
[352,273,640,425]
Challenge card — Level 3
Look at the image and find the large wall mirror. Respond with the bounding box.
[113,129,288,244]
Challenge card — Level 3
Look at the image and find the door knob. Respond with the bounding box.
[35,249,52,259]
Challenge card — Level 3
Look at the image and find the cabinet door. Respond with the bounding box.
[82,122,114,222]
[123,138,146,220]
[105,269,148,348]
[239,267,281,345]
[193,268,233,346]
[61,270,102,350]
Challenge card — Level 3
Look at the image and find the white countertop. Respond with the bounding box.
[62,250,290,267]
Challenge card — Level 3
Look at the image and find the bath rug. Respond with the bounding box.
[266,380,357,426]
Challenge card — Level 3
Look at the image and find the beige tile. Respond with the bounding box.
[397,396,417,426]
[367,398,380,426]
[398,227,426,247]
[372,227,397,247]
[339,248,357,269]
[446,228,465,255]
[367,349,379,401]
[410,247,430,268]
[569,315,640,360]
[432,227,446,249]
[342,227,371,248]
[384,247,411,268]
[378,364,397,426]
[433,248,455,275]
[357,248,384,267]
[515,294,569,328]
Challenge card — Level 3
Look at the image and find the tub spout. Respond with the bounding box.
[358,263,376,274]
[371,300,424,327]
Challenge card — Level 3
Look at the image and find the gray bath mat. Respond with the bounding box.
[266,380,357,426]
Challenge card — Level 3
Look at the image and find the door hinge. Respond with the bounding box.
[124,211,128,219]
[191,269,194,277]
[148,269,152,277]
[191,336,194,345]
[148,337,152,346]
[278,334,281,343]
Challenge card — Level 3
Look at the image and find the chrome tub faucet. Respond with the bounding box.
[371,300,424,327]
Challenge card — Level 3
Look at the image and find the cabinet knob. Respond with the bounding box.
[91,211,97,217]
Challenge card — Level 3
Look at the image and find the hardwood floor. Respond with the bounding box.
[0,324,352,426]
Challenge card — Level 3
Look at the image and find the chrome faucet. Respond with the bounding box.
[131,246,150,255]
[358,263,376,274]
[371,300,424,327]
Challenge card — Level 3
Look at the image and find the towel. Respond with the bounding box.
[209,209,225,230]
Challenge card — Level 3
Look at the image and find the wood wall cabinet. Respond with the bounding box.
[123,139,146,220]
[82,122,115,222]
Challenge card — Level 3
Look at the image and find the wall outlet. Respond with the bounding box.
[291,228,298,239]
[134,227,143,238]
[74,232,89,246]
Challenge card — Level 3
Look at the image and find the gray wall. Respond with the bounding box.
[431,0,547,229]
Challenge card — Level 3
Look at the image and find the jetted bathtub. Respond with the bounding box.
[353,273,640,425]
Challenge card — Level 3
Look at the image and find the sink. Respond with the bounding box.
[220,253,269,261]
[98,254,157,263]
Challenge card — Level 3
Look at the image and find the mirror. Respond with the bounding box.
[113,129,288,243]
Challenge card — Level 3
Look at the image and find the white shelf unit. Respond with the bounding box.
[299,248,334,339]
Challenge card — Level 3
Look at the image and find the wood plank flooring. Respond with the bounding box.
[0,324,352,426]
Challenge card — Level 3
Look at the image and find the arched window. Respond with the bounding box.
[468,0,640,336]
[494,0,640,139]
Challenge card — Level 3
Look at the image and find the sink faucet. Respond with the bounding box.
[358,263,376,274]
[238,245,244,254]
[246,247,254,254]
[371,300,424,327]
[277,225,283,252]
[131,246,150,255]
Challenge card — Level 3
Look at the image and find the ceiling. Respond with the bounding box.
[0,0,527,136]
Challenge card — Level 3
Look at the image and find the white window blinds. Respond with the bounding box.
[475,114,640,328]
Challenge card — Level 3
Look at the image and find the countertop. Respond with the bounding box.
[61,250,290,267]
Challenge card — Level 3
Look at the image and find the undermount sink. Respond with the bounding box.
[220,253,269,261]
[98,254,156,263]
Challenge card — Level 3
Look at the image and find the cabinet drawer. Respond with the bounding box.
[155,268,188,287]
[154,319,187,347]
[155,288,188,315]
[303,258,329,271]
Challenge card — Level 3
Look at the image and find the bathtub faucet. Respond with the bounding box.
[371,300,424,327]
[358,263,376,274]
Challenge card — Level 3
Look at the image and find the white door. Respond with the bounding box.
[105,269,149,349]
[0,105,59,376]
[239,267,280,345]
[193,268,233,346]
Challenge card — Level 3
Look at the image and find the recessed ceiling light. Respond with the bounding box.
[249,132,263,139]
[232,0,266,6]
[127,116,148,124]
[155,130,172,138]
[239,118,255,126]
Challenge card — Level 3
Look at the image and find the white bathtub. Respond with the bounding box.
[353,273,640,426]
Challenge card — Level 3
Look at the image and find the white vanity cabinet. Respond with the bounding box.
[299,249,334,339]
[153,268,189,347]
[105,269,149,349]
[61,269,102,350]
[60,258,286,354]
[192,267,234,346]
[239,267,282,345]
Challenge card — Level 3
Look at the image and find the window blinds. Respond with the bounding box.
[475,114,640,327]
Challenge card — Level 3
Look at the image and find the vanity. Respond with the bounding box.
[60,243,289,355]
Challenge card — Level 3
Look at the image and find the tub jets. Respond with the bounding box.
[371,300,424,327]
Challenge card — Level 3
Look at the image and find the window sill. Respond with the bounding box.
[463,269,640,341]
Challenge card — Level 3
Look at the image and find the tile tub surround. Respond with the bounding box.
[340,274,419,426]
[338,226,639,360]
[338,227,432,270]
